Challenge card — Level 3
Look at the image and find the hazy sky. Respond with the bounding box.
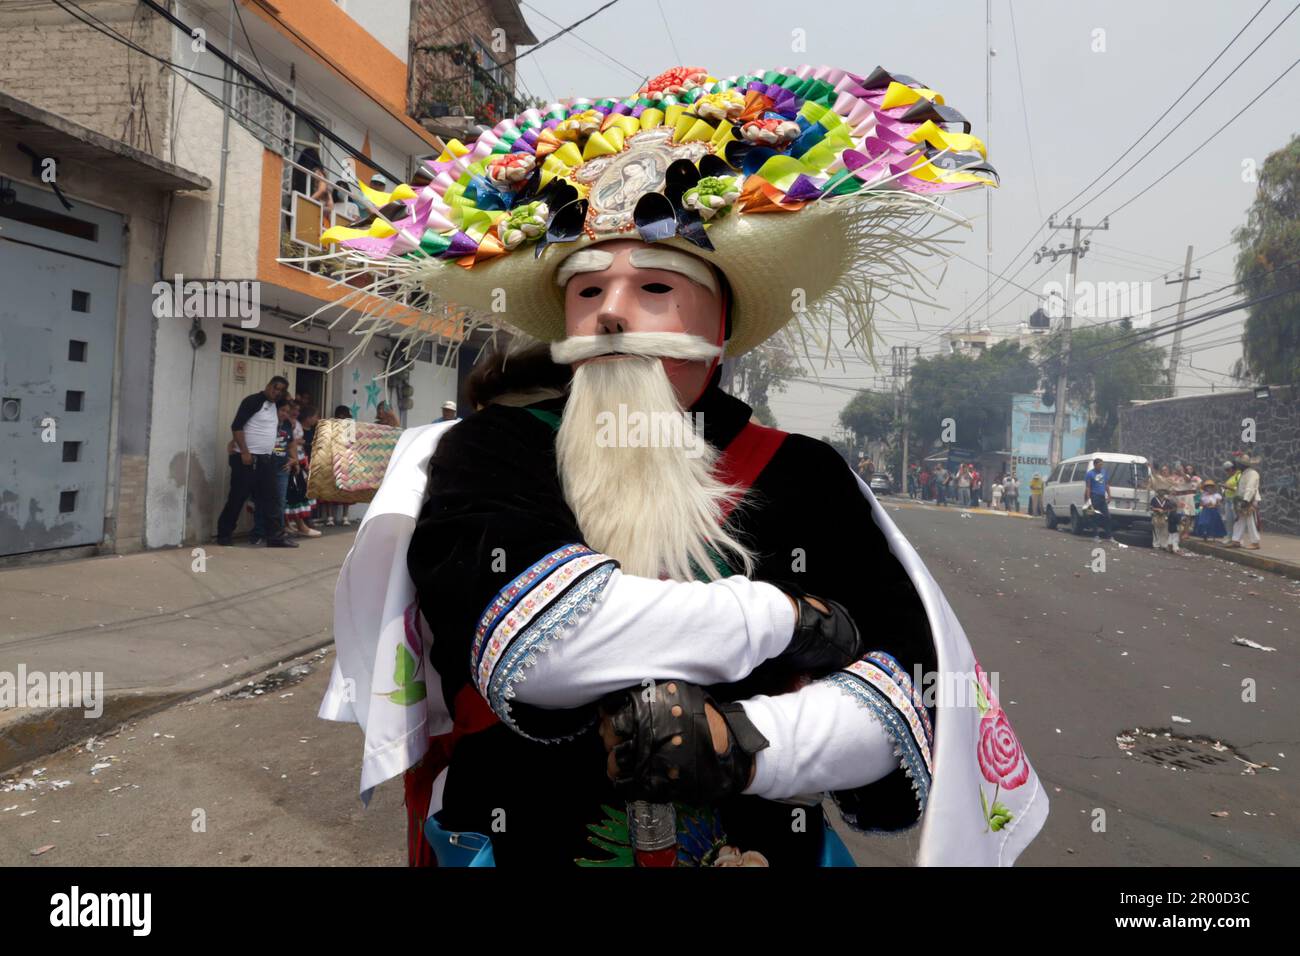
[510,0,1298,436]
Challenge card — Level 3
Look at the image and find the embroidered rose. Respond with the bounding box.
[977,709,1029,789]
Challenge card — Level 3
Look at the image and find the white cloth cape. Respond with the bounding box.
[319,421,1049,865]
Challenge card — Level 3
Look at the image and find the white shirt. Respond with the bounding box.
[241,400,279,455]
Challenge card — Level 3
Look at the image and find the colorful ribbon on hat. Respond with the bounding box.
[320,64,996,269]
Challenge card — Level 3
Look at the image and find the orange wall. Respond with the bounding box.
[257,151,459,340]
[249,0,409,120]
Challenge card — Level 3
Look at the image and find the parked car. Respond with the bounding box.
[1043,453,1151,535]
[868,472,894,496]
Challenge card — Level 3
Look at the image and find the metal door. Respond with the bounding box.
[1,186,122,556]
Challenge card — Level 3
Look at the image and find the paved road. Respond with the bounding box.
[4,502,1296,866]
[876,500,1300,865]
[1,650,402,867]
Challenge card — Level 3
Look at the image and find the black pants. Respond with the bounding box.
[1090,493,1112,538]
[217,453,284,541]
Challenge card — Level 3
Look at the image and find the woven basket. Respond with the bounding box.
[308,419,401,505]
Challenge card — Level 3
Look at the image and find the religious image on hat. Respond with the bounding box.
[299,64,996,367]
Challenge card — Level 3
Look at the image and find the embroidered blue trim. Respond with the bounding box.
[867,650,933,748]
[473,544,595,673]
[824,669,932,829]
[487,560,617,741]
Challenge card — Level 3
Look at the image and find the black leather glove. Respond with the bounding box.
[601,680,769,805]
[771,582,867,677]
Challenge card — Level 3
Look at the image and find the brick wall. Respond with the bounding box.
[113,453,149,553]
[407,0,522,122]
[1118,385,1300,535]
[0,0,172,159]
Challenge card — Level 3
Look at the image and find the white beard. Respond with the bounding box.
[554,348,755,582]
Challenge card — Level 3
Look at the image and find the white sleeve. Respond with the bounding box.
[514,569,796,708]
[738,680,900,800]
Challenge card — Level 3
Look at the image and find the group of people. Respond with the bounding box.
[1148,454,1262,553]
[215,377,354,547]
[909,462,1032,513]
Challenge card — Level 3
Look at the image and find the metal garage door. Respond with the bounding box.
[0,181,122,556]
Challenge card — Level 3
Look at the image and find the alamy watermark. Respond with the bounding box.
[594,405,707,459]
[911,665,1000,709]
[0,666,104,718]
[1043,275,1153,327]
[151,275,261,328]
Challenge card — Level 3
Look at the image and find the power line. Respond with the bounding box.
[135,0,405,184]
[230,0,276,92]
[1101,55,1300,220]
[655,0,683,64]
[1064,0,1281,217]
[49,0,266,93]
[942,0,1278,340]
[519,0,646,82]
[1006,0,1044,225]
[437,0,626,85]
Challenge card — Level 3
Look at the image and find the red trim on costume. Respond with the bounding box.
[715,420,789,520]
[403,684,502,866]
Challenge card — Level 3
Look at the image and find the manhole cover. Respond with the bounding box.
[1116,728,1270,775]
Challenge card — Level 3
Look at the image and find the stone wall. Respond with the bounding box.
[1118,385,1300,535]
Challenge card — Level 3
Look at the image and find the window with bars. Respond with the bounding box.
[1028,412,1054,433]
[284,345,307,364]
[222,333,276,358]
[308,349,330,368]
[233,53,293,153]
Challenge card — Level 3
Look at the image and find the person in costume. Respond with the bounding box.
[1229,452,1262,550]
[315,64,1046,867]
[1192,479,1226,541]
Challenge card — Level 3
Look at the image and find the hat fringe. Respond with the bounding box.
[284,186,972,375]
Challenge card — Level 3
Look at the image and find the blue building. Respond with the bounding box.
[1009,393,1087,490]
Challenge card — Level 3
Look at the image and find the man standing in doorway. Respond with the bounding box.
[217,376,299,548]
[1083,456,1112,540]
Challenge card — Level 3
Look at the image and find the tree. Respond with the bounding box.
[838,389,896,446]
[728,345,802,429]
[1038,323,1169,448]
[1233,134,1300,385]
[906,342,1039,453]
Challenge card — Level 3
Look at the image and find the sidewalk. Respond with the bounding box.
[890,495,1300,580]
[1179,531,1300,581]
[0,530,354,772]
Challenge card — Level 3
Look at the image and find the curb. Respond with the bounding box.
[1179,538,1300,582]
[884,499,1037,519]
[0,632,334,775]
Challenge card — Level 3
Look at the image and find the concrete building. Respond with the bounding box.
[0,0,534,561]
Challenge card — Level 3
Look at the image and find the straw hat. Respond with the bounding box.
[312,65,995,362]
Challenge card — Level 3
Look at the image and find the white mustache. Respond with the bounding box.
[550,332,723,365]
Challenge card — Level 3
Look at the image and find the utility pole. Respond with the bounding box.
[1036,214,1109,465]
[1163,245,1201,391]
[890,345,918,484]
[985,0,994,329]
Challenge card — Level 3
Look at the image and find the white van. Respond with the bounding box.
[1043,453,1151,535]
